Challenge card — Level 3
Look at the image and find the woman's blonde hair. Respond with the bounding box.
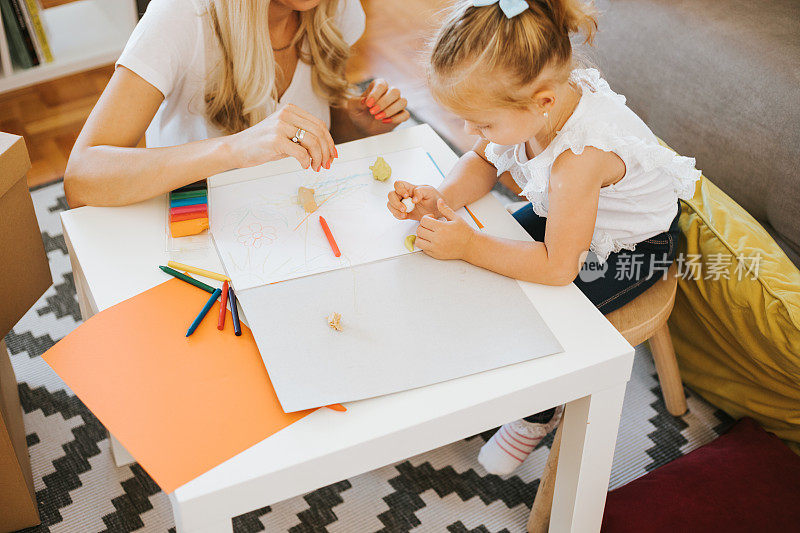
[429,0,598,110]
[205,0,352,134]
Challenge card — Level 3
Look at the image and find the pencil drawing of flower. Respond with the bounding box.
[237,223,276,248]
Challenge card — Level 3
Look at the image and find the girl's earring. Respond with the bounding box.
[543,112,549,118]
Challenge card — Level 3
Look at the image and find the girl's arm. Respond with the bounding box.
[419,148,620,285]
[439,139,499,209]
[65,67,334,208]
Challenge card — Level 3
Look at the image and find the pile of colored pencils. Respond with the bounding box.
[158,261,242,337]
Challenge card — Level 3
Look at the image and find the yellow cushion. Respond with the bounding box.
[668,174,800,454]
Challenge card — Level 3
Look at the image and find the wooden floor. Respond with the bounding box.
[1,0,475,189]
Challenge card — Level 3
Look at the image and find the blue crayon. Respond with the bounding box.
[170,196,208,208]
[186,288,222,337]
[228,286,242,336]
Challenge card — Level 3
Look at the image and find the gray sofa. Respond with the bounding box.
[591,0,800,266]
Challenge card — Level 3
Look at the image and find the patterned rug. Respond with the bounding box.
[5,180,735,533]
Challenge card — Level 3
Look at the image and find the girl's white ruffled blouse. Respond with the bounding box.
[485,68,700,263]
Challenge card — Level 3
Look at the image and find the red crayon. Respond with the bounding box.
[217,280,229,330]
[318,216,341,257]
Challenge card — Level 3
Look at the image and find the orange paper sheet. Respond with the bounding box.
[43,279,313,492]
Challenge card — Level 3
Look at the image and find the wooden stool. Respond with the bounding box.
[527,263,686,533]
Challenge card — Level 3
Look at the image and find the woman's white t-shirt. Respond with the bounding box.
[116,0,366,148]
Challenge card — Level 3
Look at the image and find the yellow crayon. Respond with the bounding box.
[166,260,230,282]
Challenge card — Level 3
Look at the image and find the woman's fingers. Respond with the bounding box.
[381,109,410,125]
[279,104,334,168]
[278,137,311,169]
[373,88,400,116]
[364,79,389,110]
[380,97,407,120]
[360,80,374,103]
[279,120,323,170]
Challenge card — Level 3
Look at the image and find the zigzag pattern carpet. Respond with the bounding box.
[5,181,734,532]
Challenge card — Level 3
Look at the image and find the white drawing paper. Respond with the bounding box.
[236,253,564,413]
[210,147,445,290]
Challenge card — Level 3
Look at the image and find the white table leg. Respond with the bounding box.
[170,494,233,533]
[110,434,136,467]
[550,383,627,532]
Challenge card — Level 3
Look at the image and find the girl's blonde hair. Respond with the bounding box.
[429,0,598,110]
[205,0,352,134]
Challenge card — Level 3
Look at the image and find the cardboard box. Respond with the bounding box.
[0,132,52,532]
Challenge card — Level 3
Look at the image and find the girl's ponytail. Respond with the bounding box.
[535,0,597,44]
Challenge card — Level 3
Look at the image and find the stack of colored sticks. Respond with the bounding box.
[169,181,209,237]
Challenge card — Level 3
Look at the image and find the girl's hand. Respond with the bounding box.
[347,79,410,135]
[229,104,336,172]
[415,199,476,260]
[387,181,443,221]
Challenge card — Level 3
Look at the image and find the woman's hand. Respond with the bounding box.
[229,103,337,172]
[347,79,410,136]
[415,199,476,260]
[387,181,443,221]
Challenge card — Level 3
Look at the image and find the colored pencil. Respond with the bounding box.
[318,216,341,257]
[228,286,242,336]
[167,261,230,282]
[170,204,208,216]
[170,197,208,208]
[217,281,229,330]
[170,189,207,200]
[159,265,215,293]
[186,288,222,337]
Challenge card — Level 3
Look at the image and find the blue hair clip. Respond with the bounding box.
[472,0,529,19]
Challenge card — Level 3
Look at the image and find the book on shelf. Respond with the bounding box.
[0,0,33,70]
[8,0,39,66]
[0,0,53,75]
[20,0,52,63]
[0,3,12,75]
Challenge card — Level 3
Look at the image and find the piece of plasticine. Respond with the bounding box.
[369,156,392,182]
[170,217,209,238]
[298,186,317,213]
[170,196,208,208]
[171,211,207,222]
[170,204,208,216]
[170,189,208,200]
[402,197,415,213]
[404,234,416,252]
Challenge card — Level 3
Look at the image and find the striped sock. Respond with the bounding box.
[478,405,563,476]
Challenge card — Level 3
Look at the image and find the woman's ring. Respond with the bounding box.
[291,128,306,144]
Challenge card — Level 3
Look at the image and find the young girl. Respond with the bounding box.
[387,0,700,475]
[65,0,410,207]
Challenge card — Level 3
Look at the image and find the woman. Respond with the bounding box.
[64,0,410,207]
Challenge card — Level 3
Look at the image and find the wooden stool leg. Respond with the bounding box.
[527,422,563,533]
[649,322,687,416]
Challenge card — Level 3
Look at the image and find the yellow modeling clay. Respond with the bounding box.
[369,157,392,182]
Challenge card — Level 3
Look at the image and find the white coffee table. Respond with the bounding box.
[61,124,633,533]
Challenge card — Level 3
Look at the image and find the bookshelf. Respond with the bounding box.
[0,0,137,93]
